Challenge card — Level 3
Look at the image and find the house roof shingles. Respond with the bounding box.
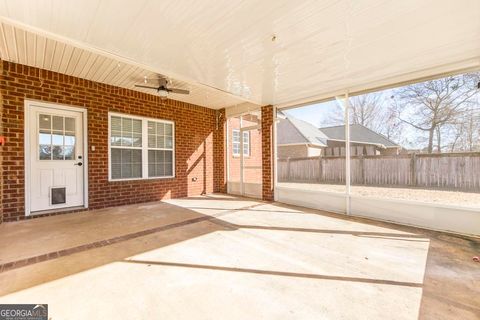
[277,115,400,148]
[277,117,328,147]
[318,124,399,148]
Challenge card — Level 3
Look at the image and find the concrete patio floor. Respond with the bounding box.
[0,194,478,319]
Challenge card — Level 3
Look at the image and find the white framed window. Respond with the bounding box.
[232,129,240,156]
[232,129,249,156]
[243,131,250,156]
[109,113,175,181]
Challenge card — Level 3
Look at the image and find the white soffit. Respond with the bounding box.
[0,0,479,109]
[0,22,249,109]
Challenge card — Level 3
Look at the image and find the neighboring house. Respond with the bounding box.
[276,115,328,158]
[319,124,402,156]
[277,114,401,158]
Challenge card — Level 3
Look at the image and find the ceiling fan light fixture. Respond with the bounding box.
[158,89,169,97]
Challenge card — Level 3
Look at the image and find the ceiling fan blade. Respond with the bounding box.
[135,84,159,90]
[169,88,190,95]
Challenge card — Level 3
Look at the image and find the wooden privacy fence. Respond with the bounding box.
[278,152,480,191]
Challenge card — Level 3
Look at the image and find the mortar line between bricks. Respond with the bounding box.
[0,202,264,273]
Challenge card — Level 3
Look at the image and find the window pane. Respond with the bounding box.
[52,145,64,160]
[165,123,172,136]
[148,135,156,148]
[148,150,156,162]
[132,149,142,163]
[156,163,165,176]
[65,117,75,132]
[157,136,165,148]
[148,150,173,177]
[132,119,142,133]
[111,164,121,179]
[233,130,240,142]
[243,132,249,143]
[164,163,173,176]
[122,118,132,133]
[111,148,143,179]
[165,136,173,148]
[148,163,156,177]
[52,116,64,131]
[233,144,240,155]
[52,133,63,145]
[164,150,173,162]
[132,162,142,178]
[156,123,165,136]
[64,146,75,160]
[39,145,52,160]
[111,136,121,146]
[39,133,51,145]
[133,133,142,147]
[121,134,133,147]
[122,162,132,177]
[111,116,122,132]
[64,134,75,146]
[111,148,121,163]
[39,114,51,130]
[148,121,155,135]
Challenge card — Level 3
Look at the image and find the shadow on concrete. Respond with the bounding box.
[123,259,423,288]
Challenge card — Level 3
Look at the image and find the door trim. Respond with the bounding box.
[226,111,262,199]
[24,100,89,216]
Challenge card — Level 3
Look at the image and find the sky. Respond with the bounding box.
[284,100,344,128]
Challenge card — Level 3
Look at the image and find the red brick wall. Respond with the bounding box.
[261,105,274,201]
[0,61,225,222]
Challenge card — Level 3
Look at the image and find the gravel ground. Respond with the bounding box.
[277,183,480,209]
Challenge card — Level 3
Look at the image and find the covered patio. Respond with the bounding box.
[0,195,478,319]
[0,1,479,319]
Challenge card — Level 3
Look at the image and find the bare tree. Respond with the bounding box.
[323,93,404,144]
[393,73,479,153]
[349,93,385,131]
[448,105,480,151]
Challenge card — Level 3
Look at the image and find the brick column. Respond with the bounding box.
[214,108,226,193]
[261,105,274,201]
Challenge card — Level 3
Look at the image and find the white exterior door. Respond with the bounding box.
[226,111,262,199]
[27,103,85,213]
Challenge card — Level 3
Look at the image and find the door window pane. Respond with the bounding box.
[39,145,52,160]
[52,146,64,160]
[39,133,51,145]
[39,114,51,130]
[52,116,64,131]
[38,115,76,160]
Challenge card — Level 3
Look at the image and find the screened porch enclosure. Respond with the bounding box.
[275,71,480,236]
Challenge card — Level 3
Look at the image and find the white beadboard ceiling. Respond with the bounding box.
[0,0,479,109]
[0,22,248,109]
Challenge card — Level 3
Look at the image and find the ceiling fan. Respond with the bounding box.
[135,76,190,97]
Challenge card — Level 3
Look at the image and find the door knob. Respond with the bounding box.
[74,162,83,166]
